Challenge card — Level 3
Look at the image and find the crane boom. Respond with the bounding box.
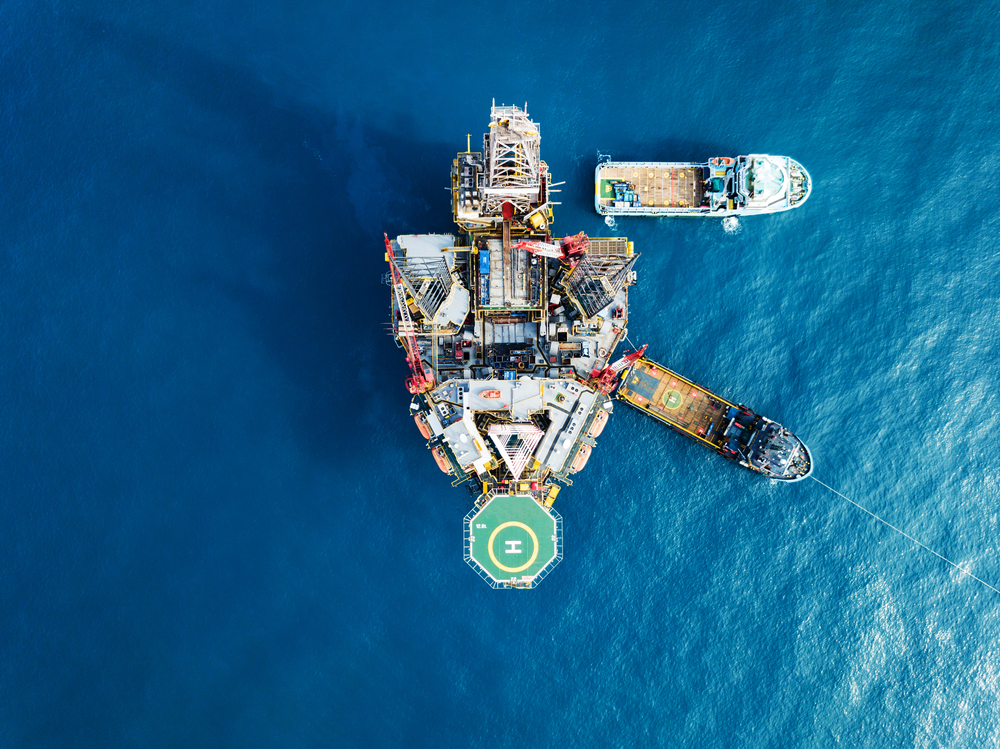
[511,232,590,266]
[591,344,647,394]
[384,233,435,394]
[512,239,563,258]
[609,344,647,373]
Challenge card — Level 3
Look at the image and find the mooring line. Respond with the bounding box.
[811,476,1000,595]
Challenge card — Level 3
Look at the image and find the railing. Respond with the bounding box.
[463,505,503,589]
[531,508,563,587]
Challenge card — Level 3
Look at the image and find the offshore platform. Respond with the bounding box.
[384,102,810,589]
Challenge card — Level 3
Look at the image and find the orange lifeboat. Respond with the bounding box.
[414,413,432,439]
[480,389,501,399]
[710,156,735,168]
[587,409,609,438]
[570,443,592,473]
[432,446,453,474]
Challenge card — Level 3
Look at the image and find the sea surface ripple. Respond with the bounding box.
[2,1,1000,747]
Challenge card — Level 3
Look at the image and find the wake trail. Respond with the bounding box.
[811,476,1000,596]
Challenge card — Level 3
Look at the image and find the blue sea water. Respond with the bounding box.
[3,0,1000,746]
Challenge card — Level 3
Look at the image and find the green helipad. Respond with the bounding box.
[662,389,683,409]
[465,494,562,588]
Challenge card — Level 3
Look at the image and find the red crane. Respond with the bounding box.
[384,233,435,394]
[558,232,589,267]
[590,344,648,394]
[512,232,590,267]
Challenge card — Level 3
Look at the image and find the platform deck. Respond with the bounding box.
[467,494,558,583]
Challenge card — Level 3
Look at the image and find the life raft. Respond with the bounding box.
[414,413,432,439]
[432,446,453,474]
[570,443,592,474]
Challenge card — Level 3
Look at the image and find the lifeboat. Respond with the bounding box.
[414,413,432,439]
[570,443,592,473]
[432,446,453,474]
[710,156,735,168]
[586,409,609,438]
[480,389,501,399]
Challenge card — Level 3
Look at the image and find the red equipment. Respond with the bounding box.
[513,232,590,267]
[512,239,563,259]
[590,344,648,394]
[384,233,435,394]
[559,232,589,266]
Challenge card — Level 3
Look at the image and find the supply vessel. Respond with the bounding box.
[595,155,811,217]
[384,102,811,588]
[617,358,812,481]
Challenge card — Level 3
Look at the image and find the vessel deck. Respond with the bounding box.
[618,358,735,446]
[597,164,704,209]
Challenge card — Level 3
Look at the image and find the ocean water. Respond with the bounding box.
[2,0,1000,746]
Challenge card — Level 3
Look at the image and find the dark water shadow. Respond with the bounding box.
[73,15,458,464]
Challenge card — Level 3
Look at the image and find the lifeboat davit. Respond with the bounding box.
[480,389,501,399]
[414,413,432,439]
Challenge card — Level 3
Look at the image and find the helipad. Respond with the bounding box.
[464,494,562,588]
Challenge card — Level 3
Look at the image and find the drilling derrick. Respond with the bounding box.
[482,103,543,220]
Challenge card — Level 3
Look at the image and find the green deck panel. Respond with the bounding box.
[626,367,661,401]
[468,495,558,582]
[597,179,620,204]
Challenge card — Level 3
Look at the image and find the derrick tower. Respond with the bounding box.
[482,102,543,218]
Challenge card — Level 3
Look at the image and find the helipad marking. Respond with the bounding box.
[488,521,539,573]
[662,389,683,409]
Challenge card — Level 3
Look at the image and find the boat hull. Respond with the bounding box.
[616,357,812,481]
[595,156,812,217]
